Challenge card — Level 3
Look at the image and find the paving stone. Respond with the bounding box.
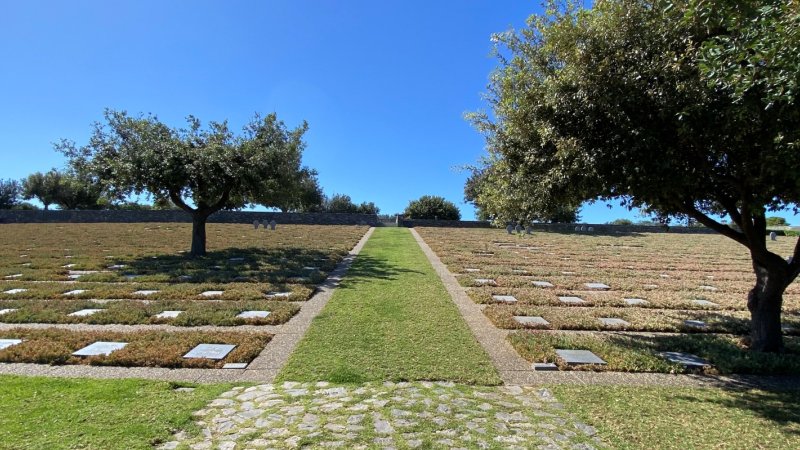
[2,289,27,295]
[236,310,271,319]
[0,339,23,350]
[72,341,128,356]
[532,281,554,288]
[691,299,719,307]
[514,316,549,326]
[659,352,711,368]
[183,344,236,360]
[199,291,224,297]
[623,298,648,306]
[133,290,160,296]
[62,290,88,296]
[154,310,183,319]
[598,318,629,327]
[555,349,606,366]
[492,295,517,304]
[584,283,610,290]
[68,308,104,317]
[558,296,585,305]
[0,308,18,315]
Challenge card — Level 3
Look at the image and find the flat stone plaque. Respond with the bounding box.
[0,339,23,350]
[699,285,718,292]
[265,291,291,299]
[107,264,127,270]
[558,296,585,305]
[229,257,245,262]
[474,279,496,286]
[62,264,76,268]
[183,344,236,360]
[691,300,719,307]
[533,363,558,371]
[599,317,630,327]
[199,291,224,297]
[532,281,554,288]
[561,271,576,275]
[133,290,160,296]
[0,308,18,315]
[514,316,549,326]
[492,295,517,303]
[4,274,22,279]
[236,310,270,319]
[223,363,248,369]
[73,341,128,356]
[659,352,710,368]
[463,268,480,273]
[62,290,87,296]
[302,266,319,271]
[643,284,659,289]
[155,310,183,319]
[659,274,671,278]
[2,289,27,295]
[684,319,707,329]
[68,308,104,317]
[585,283,610,290]
[555,349,606,365]
[624,298,649,306]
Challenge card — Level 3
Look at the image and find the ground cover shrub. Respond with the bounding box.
[509,331,800,374]
[0,328,270,368]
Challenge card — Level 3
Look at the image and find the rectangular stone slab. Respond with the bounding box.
[133,290,160,296]
[265,292,291,299]
[62,290,87,296]
[532,281,554,288]
[492,295,517,304]
[584,282,610,290]
[558,296,585,305]
[68,308,104,317]
[154,310,183,319]
[0,308,18,315]
[463,268,481,273]
[236,310,271,319]
[473,279,496,285]
[199,291,224,297]
[659,352,711,368]
[73,341,128,357]
[691,300,719,307]
[555,349,606,365]
[598,317,630,327]
[183,344,236,360]
[514,316,549,326]
[2,289,27,295]
[684,319,707,328]
[222,363,248,369]
[533,363,558,371]
[624,298,649,306]
[4,274,22,279]
[0,339,23,350]
[699,285,718,291]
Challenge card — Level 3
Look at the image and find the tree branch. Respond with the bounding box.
[680,201,748,246]
[168,190,194,214]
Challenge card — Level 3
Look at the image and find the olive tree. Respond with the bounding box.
[404,195,461,220]
[60,110,309,256]
[471,0,800,352]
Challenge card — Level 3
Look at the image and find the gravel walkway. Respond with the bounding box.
[0,228,375,383]
[160,381,605,450]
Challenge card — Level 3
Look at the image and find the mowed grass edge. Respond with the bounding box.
[0,375,232,450]
[277,227,501,384]
[551,385,800,449]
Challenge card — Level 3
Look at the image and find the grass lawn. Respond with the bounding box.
[552,385,800,449]
[0,375,231,450]
[278,227,501,384]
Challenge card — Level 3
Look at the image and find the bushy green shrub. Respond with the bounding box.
[404,195,461,220]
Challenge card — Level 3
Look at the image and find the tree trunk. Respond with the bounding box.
[747,262,787,352]
[190,213,209,257]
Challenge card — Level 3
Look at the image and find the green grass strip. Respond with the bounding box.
[0,375,232,449]
[278,228,501,385]
[551,385,800,449]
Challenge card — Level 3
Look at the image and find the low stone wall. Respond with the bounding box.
[401,219,718,234]
[0,210,379,226]
[400,219,492,228]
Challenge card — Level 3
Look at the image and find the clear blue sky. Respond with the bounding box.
[0,1,795,225]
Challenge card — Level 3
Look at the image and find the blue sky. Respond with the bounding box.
[0,1,795,225]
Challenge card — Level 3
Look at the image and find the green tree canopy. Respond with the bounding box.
[59,110,310,256]
[21,170,61,210]
[470,0,800,352]
[319,194,380,215]
[404,195,461,220]
[766,217,789,227]
[0,179,21,209]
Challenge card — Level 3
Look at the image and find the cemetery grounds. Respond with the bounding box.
[0,224,797,449]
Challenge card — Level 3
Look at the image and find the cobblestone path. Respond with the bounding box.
[161,381,604,450]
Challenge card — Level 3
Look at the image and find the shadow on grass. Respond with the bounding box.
[337,254,424,288]
[119,247,338,284]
